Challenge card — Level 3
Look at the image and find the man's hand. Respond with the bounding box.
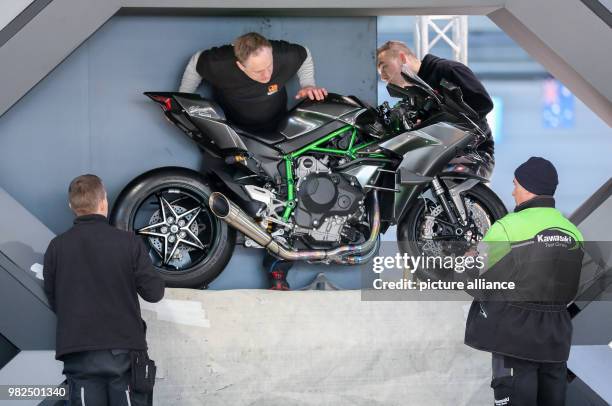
[296,86,328,101]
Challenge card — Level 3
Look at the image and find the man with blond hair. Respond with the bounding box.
[377,40,495,178]
[179,32,328,133]
[44,174,164,405]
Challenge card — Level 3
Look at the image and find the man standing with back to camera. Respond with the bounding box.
[43,174,165,405]
[464,157,584,405]
[179,32,328,289]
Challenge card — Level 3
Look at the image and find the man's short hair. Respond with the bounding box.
[233,32,272,64]
[376,40,415,62]
[68,174,106,216]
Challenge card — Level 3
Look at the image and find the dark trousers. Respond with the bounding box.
[491,353,567,406]
[62,349,150,406]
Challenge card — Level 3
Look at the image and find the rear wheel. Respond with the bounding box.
[111,167,235,288]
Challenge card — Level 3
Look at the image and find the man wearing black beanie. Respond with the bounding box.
[513,156,559,197]
[465,157,584,406]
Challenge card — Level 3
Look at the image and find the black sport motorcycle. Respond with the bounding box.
[111,72,507,288]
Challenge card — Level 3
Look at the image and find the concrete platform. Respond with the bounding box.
[141,289,490,406]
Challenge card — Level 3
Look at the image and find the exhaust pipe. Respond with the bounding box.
[208,191,380,263]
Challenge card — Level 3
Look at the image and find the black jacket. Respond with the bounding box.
[43,214,165,360]
[464,197,584,362]
[417,54,494,121]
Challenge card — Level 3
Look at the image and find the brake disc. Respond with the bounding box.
[464,197,492,241]
[148,204,201,267]
[419,197,492,257]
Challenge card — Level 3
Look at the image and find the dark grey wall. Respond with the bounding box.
[0,15,377,235]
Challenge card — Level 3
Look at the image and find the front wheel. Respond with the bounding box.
[111,167,235,288]
[397,182,507,280]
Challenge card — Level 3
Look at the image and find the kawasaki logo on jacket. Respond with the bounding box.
[536,234,571,243]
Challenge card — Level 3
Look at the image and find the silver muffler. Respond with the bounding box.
[208,191,380,263]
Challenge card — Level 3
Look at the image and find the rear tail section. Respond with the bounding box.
[144,91,247,153]
[144,92,181,112]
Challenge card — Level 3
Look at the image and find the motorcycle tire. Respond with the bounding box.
[111,167,235,288]
[397,182,507,281]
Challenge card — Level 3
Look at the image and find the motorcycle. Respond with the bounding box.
[111,72,507,288]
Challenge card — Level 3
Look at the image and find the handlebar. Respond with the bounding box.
[379,83,485,138]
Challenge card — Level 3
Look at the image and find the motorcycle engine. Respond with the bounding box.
[293,156,364,243]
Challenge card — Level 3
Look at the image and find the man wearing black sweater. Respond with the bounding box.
[377,40,495,178]
[43,174,165,406]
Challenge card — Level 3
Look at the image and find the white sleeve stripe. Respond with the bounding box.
[297,47,316,88]
[178,50,203,93]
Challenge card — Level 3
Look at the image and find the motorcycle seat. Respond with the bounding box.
[234,127,286,145]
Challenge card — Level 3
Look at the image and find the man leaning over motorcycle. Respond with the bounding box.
[376,40,495,179]
[178,32,328,290]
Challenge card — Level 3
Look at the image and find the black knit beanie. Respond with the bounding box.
[514,157,558,196]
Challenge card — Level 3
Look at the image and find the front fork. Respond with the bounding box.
[429,176,480,228]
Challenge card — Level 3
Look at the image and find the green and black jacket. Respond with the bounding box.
[464,196,584,362]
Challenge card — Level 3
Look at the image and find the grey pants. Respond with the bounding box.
[62,349,150,406]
